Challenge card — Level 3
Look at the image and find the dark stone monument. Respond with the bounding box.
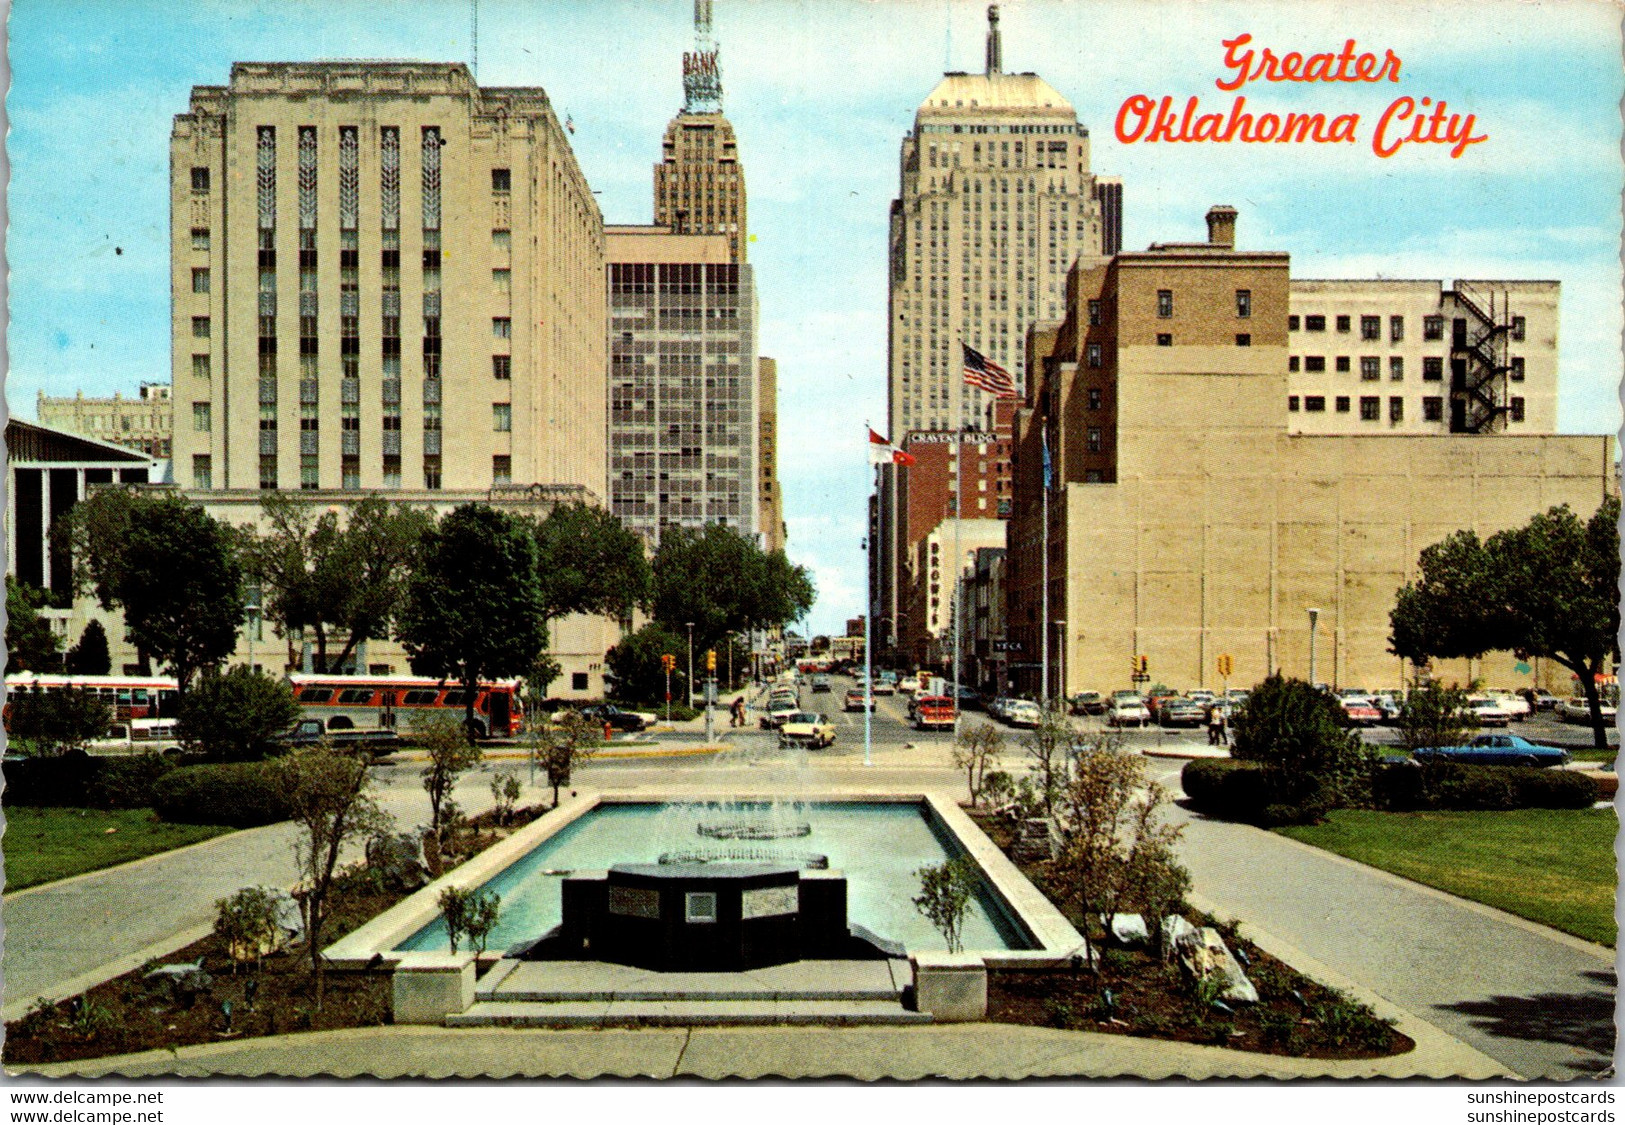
[516,863,895,971]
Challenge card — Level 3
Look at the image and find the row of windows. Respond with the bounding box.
[1290,355,1526,380]
[1287,395,1527,422]
[1289,312,1529,343]
[1152,289,1252,319]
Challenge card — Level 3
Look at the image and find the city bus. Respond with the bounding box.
[3,673,180,723]
[286,673,523,738]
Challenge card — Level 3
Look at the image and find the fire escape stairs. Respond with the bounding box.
[1452,282,1512,434]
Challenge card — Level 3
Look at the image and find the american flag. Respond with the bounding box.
[962,342,1017,398]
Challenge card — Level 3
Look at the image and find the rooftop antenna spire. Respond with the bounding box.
[985,4,1002,75]
[471,0,478,80]
[683,0,723,112]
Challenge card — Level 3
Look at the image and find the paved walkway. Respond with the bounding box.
[1164,798,1617,1080]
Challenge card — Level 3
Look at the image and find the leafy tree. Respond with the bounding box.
[604,622,689,704]
[66,491,243,692]
[275,745,390,1008]
[398,504,548,730]
[6,689,111,755]
[64,620,111,675]
[5,578,60,672]
[651,524,814,651]
[1231,673,1369,810]
[1391,498,1621,748]
[213,886,286,976]
[415,711,484,843]
[1396,680,1478,754]
[530,501,651,621]
[527,712,596,807]
[489,768,521,826]
[177,666,300,761]
[1051,737,1189,966]
[912,857,979,954]
[438,885,502,956]
[1021,706,1079,815]
[951,724,1005,806]
[242,494,431,674]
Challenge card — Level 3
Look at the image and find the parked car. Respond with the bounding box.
[281,718,401,755]
[1144,690,1180,719]
[1522,688,1560,712]
[1466,696,1514,728]
[1158,699,1205,728]
[574,704,649,733]
[1006,700,1043,729]
[1368,694,1402,723]
[760,697,802,730]
[1412,733,1570,768]
[870,677,897,696]
[1069,691,1107,716]
[1107,693,1150,728]
[914,695,957,731]
[810,674,833,694]
[1340,698,1382,727]
[1483,690,1530,722]
[843,688,875,713]
[1557,696,1618,725]
[779,711,836,749]
[955,686,983,712]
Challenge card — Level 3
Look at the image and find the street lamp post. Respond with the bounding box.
[686,622,695,710]
[1052,619,1067,709]
[1307,607,1322,688]
[245,599,260,675]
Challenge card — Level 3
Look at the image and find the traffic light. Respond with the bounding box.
[1218,654,1233,678]
[1130,656,1140,679]
[661,653,675,672]
[706,649,717,673]
[1138,655,1149,674]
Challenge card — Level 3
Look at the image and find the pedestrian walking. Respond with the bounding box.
[730,695,746,728]
[1207,705,1227,746]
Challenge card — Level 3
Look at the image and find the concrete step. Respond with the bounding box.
[477,959,908,1004]
[447,998,930,1027]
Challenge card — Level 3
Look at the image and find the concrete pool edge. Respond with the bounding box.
[324,790,1085,969]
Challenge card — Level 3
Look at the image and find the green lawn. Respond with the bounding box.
[3,808,233,892]
[1278,808,1618,947]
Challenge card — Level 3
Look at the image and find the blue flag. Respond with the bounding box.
[1042,428,1053,491]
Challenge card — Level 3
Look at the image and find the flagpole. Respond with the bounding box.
[952,365,963,741]
[864,442,873,768]
[1040,424,1050,711]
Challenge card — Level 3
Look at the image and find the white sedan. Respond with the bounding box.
[778,711,836,749]
[1557,696,1618,725]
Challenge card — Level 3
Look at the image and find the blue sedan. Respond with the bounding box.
[1412,733,1571,768]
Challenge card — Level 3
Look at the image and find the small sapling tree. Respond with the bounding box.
[414,711,483,846]
[912,857,979,954]
[528,712,596,806]
[213,886,285,976]
[951,724,1005,807]
[439,886,502,956]
[489,768,522,826]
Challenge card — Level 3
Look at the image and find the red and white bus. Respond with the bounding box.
[287,673,523,738]
[3,673,181,722]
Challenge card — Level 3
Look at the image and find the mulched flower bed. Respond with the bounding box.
[971,810,1414,1059]
[5,802,549,1067]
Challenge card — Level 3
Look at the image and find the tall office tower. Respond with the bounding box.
[887,5,1118,437]
[606,226,758,543]
[653,0,748,261]
[170,62,606,498]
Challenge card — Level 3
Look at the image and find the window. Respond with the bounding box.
[192,454,212,489]
[1288,356,1300,372]
[491,168,511,193]
[1335,395,1350,413]
[1511,316,1526,342]
[1388,396,1404,422]
[191,268,210,294]
[1304,355,1325,373]
[1510,396,1525,422]
[493,455,512,485]
[493,355,511,380]
[192,402,211,432]
[1336,315,1351,333]
[493,317,511,339]
[1086,343,1102,368]
[192,354,211,380]
[1510,357,1525,382]
[1424,396,1444,422]
[493,268,511,294]
[1288,315,1300,331]
[1304,396,1326,412]
[1086,426,1102,452]
[1335,356,1350,373]
[1423,357,1443,381]
[1390,316,1404,342]
[1156,289,1173,318]
[191,167,210,192]
[1087,388,1102,410]
[1360,356,1380,380]
[493,229,511,251]
[1156,333,1172,346]
[493,403,512,432]
[192,316,210,338]
[424,455,442,491]
[1087,299,1102,326]
[685,892,718,924]
[1360,396,1380,420]
[191,228,210,251]
[571,672,589,691]
[1235,333,1251,347]
[1235,289,1251,318]
[1423,315,1443,341]
[1360,315,1380,340]
[1304,314,1325,332]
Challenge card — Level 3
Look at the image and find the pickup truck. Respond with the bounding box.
[280,718,401,755]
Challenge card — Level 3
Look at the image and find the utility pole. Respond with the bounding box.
[686,622,695,710]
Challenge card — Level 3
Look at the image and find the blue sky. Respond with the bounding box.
[7,0,1621,635]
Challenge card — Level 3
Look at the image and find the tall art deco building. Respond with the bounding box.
[887,5,1121,438]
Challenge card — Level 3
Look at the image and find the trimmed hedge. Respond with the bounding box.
[2,751,175,810]
[1184,757,1599,823]
[150,761,291,827]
